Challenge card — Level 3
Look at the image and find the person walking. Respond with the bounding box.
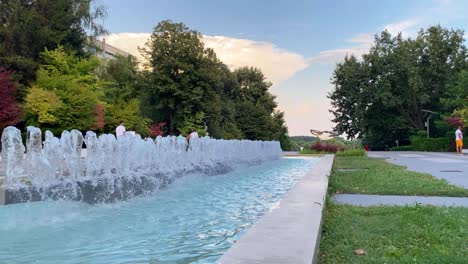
[116,121,126,138]
[189,130,199,140]
[455,125,463,155]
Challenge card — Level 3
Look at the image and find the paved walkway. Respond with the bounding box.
[368,151,468,188]
[333,194,468,207]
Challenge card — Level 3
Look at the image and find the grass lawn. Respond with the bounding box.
[329,156,468,197]
[319,203,468,264]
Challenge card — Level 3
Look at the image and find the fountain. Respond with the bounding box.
[0,126,282,205]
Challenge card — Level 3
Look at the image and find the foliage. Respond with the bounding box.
[0,68,22,130]
[390,145,414,151]
[4,17,290,143]
[92,103,105,131]
[289,136,318,150]
[177,112,206,136]
[329,26,467,147]
[453,107,468,125]
[409,136,452,152]
[104,99,150,135]
[335,149,366,157]
[149,122,167,137]
[0,0,106,88]
[311,142,342,153]
[140,20,290,143]
[298,148,323,155]
[100,54,139,101]
[99,54,149,134]
[23,47,104,132]
[24,86,63,125]
[141,20,217,135]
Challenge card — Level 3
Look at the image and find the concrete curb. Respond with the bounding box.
[217,155,334,264]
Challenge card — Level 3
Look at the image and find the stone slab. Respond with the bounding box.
[217,155,334,264]
[333,194,468,207]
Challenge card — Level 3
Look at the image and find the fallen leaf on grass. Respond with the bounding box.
[354,249,365,255]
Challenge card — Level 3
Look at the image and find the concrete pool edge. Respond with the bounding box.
[217,154,334,264]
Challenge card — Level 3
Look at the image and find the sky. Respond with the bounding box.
[100,0,468,136]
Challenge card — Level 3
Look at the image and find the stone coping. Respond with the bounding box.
[217,154,334,264]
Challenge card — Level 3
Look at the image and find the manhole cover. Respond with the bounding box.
[440,170,462,172]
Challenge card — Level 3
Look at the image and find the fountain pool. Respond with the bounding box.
[0,157,318,264]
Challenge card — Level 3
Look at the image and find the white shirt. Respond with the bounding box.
[116,125,126,137]
[189,131,199,139]
[455,129,463,140]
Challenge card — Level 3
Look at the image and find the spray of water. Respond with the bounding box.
[0,126,282,203]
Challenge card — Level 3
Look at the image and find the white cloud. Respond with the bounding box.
[102,33,151,63]
[383,19,419,37]
[103,33,309,84]
[308,39,372,64]
[203,36,308,83]
[309,19,420,64]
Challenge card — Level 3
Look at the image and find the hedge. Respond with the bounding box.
[409,136,451,152]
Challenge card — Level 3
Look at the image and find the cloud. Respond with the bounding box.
[102,33,151,63]
[309,19,420,64]
[203,36,309,83]
[103,33,309,84]
[383,19,419,36]
[308,36,372,64]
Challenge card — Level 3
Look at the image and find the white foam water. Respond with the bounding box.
[0,126,282,202]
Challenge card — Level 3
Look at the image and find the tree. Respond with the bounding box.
[23,47,104,132]
[24,86,63,125]
[140,20,290,144]
[0,68,21,130]
[329,26,467,147]
[141,20,223,135]
[0,0,106,89]
[100,54,149,134]
[234,66,290,147]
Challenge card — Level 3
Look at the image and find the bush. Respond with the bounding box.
[390,145,414,151]
[335,148,366,156]
[311,142,344,153]
[299,148,322,154]
[410,136,451,152]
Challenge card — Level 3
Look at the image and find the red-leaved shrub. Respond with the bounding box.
[448,117,463,127]
[0,68,21,130]
[91,103,106,130]
[311,142,343,153]
[150,122,166,137]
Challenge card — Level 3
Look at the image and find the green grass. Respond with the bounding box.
[329,156,468,197]
[299,148,366,156]
[335,148,366,157]
[299,148,323,154]
[319,203,468,264]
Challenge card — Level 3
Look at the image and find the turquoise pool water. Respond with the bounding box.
[0,157,318,264]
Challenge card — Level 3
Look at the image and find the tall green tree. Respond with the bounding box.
[99,54,150,134]
[234,66,291,148]
[141,20,223,135]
